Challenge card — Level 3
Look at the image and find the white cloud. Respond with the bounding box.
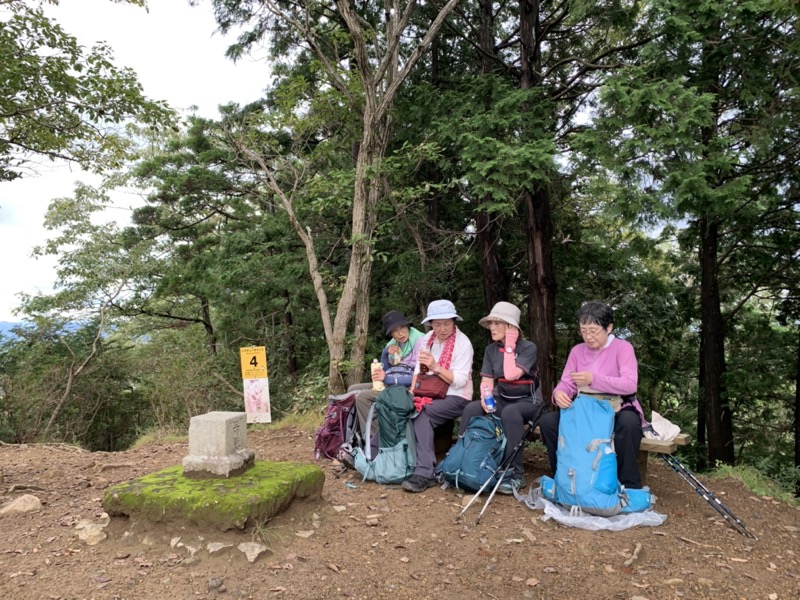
[0,0,269,321]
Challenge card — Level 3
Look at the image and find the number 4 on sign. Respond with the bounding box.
[240,346,268,380]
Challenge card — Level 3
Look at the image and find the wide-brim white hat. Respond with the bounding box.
[479,301,521,329]
[421,299,463,323]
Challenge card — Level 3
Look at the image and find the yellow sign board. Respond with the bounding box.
[240,346,268,379]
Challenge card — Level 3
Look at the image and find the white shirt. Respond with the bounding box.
[416,329,474,401]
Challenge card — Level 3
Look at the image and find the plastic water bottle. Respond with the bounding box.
[371,359,385,392]
[482,385,496,413]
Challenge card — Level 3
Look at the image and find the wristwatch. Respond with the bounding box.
[504,345,514,354]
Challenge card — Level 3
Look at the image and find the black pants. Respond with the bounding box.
[459,397,543,479]
[538,406,643,489]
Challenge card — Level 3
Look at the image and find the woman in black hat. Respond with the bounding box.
[348,310,425,434]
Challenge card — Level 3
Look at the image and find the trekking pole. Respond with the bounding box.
[660,453,757,540]
[456,418,537,523]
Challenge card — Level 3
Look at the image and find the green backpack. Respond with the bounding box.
[352,386,416,484]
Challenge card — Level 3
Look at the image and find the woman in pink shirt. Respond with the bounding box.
[539,301,644,488]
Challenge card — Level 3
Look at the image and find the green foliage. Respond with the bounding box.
[0,1,175,180]
[712,464,800,507]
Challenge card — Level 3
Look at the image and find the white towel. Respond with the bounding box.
[644,411,681,442]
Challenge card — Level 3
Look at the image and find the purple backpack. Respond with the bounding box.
[313,392,358,460]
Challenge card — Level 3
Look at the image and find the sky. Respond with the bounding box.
[0,0,269,322]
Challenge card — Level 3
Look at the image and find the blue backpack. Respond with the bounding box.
[352,387,416,484]
[541,394,622,516]
[435,414,506,493]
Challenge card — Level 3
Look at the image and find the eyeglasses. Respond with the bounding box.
[579,327,606,338]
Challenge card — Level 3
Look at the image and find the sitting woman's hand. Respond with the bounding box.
[371,368,386,382]
[553,390,572,409]
[570,371,593,387]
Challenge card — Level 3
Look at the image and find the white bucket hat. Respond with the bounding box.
[479,301,521,330]
[421,299,463,323]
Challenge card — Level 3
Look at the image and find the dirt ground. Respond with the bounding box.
[1,425,799,600]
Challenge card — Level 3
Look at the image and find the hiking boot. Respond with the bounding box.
[402,474,436,493]
[497,476,526,496]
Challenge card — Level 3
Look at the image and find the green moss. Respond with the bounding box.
[103,461,324,531]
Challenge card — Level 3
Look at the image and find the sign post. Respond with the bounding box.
[239,346,271,423]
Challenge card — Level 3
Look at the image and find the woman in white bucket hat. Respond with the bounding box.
[402,299,474,493]
[458,301,543,495]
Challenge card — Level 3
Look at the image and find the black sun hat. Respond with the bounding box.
[381,310,412,338]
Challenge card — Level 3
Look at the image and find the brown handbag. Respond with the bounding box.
[413,373,449,399]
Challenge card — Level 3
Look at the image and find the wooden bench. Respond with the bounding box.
[434,421,691,484]
[637,432,691,483]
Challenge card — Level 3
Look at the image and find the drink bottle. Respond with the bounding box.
[481,385,496,413]
[371,359,385,392]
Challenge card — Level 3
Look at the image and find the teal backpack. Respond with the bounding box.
[435,414,506,493]
[352,386,416,484]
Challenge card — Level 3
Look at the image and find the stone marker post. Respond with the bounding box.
[182,411,255,478]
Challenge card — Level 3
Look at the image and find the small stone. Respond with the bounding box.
[697,578,713,587]
[238,542,268,563]
[366,518,379,527]
[0,494,42,515]
[332,505,347,512]
[208,577,224,590]
[295,530,315,538]
[207,543,233,554]
[170,537,182,548]
[77,524,107,546]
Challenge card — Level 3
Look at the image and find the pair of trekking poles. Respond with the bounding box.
[456,419,758,539]
[456,418,537,524]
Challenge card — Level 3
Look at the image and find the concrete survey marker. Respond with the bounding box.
[103,460,325,531]
[182,411,255,478]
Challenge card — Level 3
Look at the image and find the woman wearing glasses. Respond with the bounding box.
[538,301,645,489]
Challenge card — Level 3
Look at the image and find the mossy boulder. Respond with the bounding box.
[103,460,324,531]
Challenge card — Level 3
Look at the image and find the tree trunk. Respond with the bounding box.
[794,327,799,497]
[282,291,298,377]
[696,330,707,470]
[699,216,735,465]
[199,295,217,355]
[524,185,558,398]
[518,0,557,397]
[474,0,509,312]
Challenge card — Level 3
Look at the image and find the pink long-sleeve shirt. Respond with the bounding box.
[552,335,638,401]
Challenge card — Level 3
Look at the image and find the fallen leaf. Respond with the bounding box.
[526,578,540,586]
[632,582,650,589]
[399,557,409,563]
[729,558,748,563]
[543,566,558,573]
[505,538,524,544]
[327,563,341,573]
[512,576,524,582]
[269,587,286,592]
